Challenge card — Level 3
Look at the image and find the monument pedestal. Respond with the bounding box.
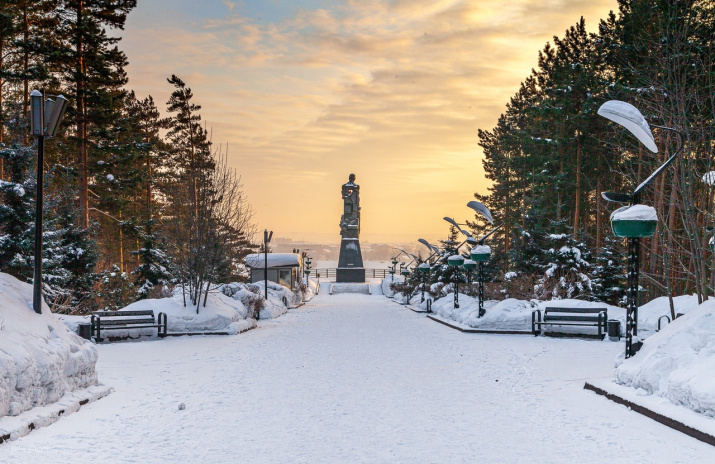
[337,237,365,283]
[336,267,365,283]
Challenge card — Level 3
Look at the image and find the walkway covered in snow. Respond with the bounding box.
[5,285,715,463]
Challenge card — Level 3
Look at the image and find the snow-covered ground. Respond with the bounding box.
[4,284,714,462]
[0,273,98,420]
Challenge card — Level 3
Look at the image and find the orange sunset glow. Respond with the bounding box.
[121,0,618,244]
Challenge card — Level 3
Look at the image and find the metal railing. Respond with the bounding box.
[314,268,390,279]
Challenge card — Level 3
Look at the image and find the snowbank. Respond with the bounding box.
[408,290,690,335]
[88,288,256,336]
[611,204,657,221]
[614,298,715,417]
[0,273,98,418]
[59,281,304,339]
[431,294,534,331]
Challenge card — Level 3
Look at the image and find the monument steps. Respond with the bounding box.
[329,283,371,295]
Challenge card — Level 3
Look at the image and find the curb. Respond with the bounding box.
[166,323,257,337]
[426,315,532,335]
[584,382,715,447]
[0,385,113,445]
[404,305,428,313]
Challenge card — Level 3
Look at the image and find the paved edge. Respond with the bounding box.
[0,384,113,445]
[404,305,428,313]
[583,381,715,447]
[426,315,532,335]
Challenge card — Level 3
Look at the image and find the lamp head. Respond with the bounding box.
[45,94,69,138]
[29,90,44,137]
[598,100,658,153]
[466,201,494,225]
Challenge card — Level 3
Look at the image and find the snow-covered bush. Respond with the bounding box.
[221,282,264,318]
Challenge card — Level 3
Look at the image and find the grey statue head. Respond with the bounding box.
[349,173,356,183]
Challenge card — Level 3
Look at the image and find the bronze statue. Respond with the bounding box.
[340,173,360,238]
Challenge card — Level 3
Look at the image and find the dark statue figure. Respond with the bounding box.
[336,173,365,282]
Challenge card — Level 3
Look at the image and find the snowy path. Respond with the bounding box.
[5,286,715,463]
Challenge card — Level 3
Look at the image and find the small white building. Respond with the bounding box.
[245,253,302,290]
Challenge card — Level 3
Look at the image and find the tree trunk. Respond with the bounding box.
[76,1,89,229]
[573,133,582,235]
[595,155,602,250]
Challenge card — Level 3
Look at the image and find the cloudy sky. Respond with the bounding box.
[121,0,617,244]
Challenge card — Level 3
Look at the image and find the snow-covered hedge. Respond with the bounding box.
[381,276,402,298]
[0,273,98,418]
[614,299,715,417]
[246,280,299,319]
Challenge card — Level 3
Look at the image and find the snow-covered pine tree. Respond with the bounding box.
[0,142,35,281]
[590,235,626,305]
[537,229,592,300]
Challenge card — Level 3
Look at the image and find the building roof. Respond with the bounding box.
[245,253,302,269]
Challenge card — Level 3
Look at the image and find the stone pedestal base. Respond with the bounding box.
[336,267,365,283]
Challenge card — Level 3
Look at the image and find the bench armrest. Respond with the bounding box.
[532,309,542,336]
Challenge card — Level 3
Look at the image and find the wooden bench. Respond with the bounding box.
[90,310,167,342]
[532,307,607,338]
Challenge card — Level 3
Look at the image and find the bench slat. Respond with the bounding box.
[96,318,156,326]
[93,310,155,317]
[96,324,162,330]
[536,321,604,327]
[544,307,607,314]
[543,315,603,322]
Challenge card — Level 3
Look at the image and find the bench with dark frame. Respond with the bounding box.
[532,307,608,339]
[90,310,168,342]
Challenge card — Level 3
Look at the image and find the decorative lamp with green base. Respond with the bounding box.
[470,244,491,262]
[610,205,658,238]
[462,259,477,271]
[447,255,464,267]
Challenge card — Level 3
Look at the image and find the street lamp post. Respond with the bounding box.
[400,267,411,304]
[599,100,684,358]
[263,229,273,301]
[447,254,464,309]
[29,90,69,314]
[418,262,430,303]
[467,201,501,318]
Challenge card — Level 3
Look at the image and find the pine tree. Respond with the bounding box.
[0,141,35,281]
[53,0,137,228]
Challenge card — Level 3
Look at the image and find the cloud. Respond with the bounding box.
[122,0,618,243]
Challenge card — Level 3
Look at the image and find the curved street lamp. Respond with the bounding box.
[466,200,502,317]
[599,100,684,358]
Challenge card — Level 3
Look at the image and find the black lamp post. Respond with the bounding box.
[29,90,69,314]
[598,100,683,359]
[263,229,273,301]
[447,254,464,309]
[418,262,430,303]
[466,201,502,318]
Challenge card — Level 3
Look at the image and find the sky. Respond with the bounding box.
[121,0,618,244]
